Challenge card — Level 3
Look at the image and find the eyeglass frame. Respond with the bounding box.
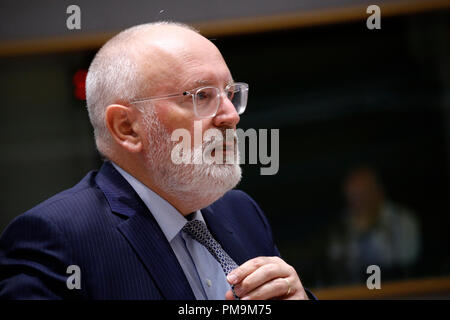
[129,82,249,118]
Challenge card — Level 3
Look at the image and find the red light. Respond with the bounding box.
[73,69,88,100]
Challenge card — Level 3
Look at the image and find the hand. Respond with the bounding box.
[225,256,308,300]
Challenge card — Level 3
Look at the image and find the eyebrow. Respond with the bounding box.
[195,79,211,85]
[194,78,234,87]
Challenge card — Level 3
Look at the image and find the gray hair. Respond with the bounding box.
[85,21,198,158]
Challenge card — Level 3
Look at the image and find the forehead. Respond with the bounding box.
[175,40,232,85]
[140,31,233,92]
[178,61,233,90]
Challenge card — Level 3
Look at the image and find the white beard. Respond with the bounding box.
[142,108,242,212]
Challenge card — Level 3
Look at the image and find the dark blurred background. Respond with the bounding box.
[1,0,450,297]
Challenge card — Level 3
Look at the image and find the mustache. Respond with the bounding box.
[202,129,237,153]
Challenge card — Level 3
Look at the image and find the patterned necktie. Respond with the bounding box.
[182,219,240,298]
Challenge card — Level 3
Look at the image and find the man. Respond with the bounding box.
[0,22,311,300]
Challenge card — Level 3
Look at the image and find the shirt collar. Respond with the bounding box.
[111,162,204,242]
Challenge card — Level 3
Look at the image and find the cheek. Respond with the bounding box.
[153,102,215,148]
[155,102,192,132]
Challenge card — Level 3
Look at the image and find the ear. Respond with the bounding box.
[105,104,143,153]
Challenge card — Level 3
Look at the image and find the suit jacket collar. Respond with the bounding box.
[201,206,250,266]
[95,161,195,300]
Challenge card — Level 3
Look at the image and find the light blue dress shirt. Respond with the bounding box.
[112,162,232,300]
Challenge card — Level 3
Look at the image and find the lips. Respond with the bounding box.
[210,143,233,155]
[223,142,235,151]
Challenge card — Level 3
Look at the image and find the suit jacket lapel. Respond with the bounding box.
[117,211,195,299]
[95,162,195,300]
[202,206,250,266]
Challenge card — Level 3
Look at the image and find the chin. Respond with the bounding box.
[164,163,242,212]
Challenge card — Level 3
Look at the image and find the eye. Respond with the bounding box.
[197,91,210,100]
[196,87,218,102]
[227,89,235,100]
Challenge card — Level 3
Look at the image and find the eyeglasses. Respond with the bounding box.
[130,82,249,118]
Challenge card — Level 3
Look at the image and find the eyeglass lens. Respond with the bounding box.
[194,84,248,117]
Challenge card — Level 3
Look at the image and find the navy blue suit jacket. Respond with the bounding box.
[0,162,284,299]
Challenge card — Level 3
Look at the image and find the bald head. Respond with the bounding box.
[86,21,225,157]
[134,24,227,95]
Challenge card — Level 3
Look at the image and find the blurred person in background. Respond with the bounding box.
[326,166,421,284]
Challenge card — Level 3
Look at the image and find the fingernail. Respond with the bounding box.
[227,273,237,284]
[241,296,250,300]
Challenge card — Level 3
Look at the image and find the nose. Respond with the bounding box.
[212,93,240,128]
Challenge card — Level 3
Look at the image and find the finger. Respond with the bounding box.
[240,277,292,300]
[227,256,275,285]
[285,284,309,300]
[225,289,236,300]
[233,261,290,297]
[285,291,308,300]
[279,277,310,300]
